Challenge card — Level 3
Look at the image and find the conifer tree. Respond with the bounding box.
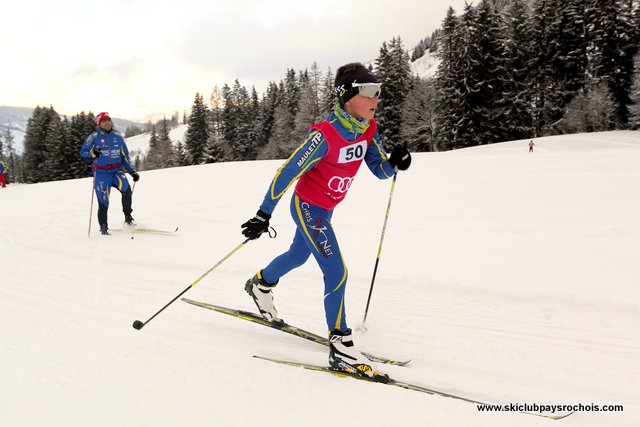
[147,118,176,169]
[23,106,58,183]
[3,126,20,183]
[586,0,639,126]
[628,53,640,129]
[260,82,280,152]
[501,0,535,140]
[246,86,264,160]
[375,37,412,147]
[434,7,463,151]
[174,142,189,165]
[292,73,321,144]
[557,83,616,132]
[69,112,96,178]
[145,124,159,169]
[42,115,71,180]
[319,67,336,114]
[184,93,209,164]
[401,76,436,151]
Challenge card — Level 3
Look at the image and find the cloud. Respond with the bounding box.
[1,0,468,120]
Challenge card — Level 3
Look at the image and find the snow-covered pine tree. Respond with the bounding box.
[451,2,484,147]
[229,80,253,161]
[628,53,640,129]
[375,36,411,147]
[184,93,209,164]
[557,83,616,132]
[319,67,336,115]
[260,91,293,159]
[2,126,20,183]
[207,85,226,163]
[245,86,264,160]
[157,117,176,168]
[586,0,639,126]
[292,70,321,145]
[69,112,96,178]
[23,106,58,183]
[259,82,280,154]
[42,115,73,180]
[472,0,507,144]
[400,76,436,152]
[145,124,160,169]
[434,7,463,151]
[501,0,535,140]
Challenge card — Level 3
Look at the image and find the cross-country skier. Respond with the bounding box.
[80,112,140,235]
[240,63,411,379]
[0,160,7,188]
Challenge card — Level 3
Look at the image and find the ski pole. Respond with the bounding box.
[132,237,251,330]
[362,169,398,326]
[87,172,96,238]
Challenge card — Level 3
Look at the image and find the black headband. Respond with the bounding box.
[335,67,379,107]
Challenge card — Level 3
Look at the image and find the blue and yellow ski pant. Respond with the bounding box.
[261,194,349,333]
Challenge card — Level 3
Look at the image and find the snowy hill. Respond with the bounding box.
[125,124,188,157]
[410,50,440,79]
[1,132,639,427]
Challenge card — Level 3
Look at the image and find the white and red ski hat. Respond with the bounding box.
[95,112,111,126]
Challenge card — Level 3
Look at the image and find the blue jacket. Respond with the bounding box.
[0,162,6,174]
[80,129,135,173]
[259,104,395,214]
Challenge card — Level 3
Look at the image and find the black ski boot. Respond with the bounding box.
[124,214,136,227]
[100,224,110,235]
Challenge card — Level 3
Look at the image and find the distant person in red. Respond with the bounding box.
[0,161,7,188]
[529,140,535,153]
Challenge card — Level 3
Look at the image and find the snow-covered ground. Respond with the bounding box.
[1,131,639,427]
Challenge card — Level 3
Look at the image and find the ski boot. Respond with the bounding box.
[100,224,110,235]
[329,329,389,383]
[244,271,282,325]
[124,214,136,227]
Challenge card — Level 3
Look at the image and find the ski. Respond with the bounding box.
[181,298,410,366]
[132,226,179,234]
[111,226,179,235]
[253,355,575,421]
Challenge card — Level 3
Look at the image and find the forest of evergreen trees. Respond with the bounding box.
[3,0,640,184]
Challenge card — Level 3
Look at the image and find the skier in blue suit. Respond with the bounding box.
[80,112,140,235]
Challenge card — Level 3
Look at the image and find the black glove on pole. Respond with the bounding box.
[389,143,412,171]
[93,147,102,158]
[131,172,140,182]
[241,210,271,240]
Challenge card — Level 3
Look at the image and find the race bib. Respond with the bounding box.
[338,140,367,164]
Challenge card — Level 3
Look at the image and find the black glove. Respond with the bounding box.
[389,143,412,171]
[93,147,102,158]
[131,172,140,182]
[241,210,271,240]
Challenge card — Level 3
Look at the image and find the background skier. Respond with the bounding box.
[80,112,140,235]
[0,161,7,188]
[240,63,411,380]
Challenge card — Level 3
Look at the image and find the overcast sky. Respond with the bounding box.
[1,0,469,121]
